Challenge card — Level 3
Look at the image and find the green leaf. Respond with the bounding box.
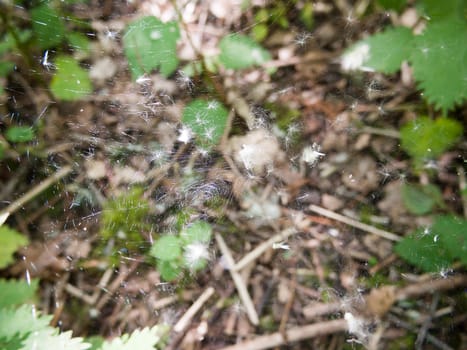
[417,0,466,20]
[377,0,407,12]
[343,27,413,74]
[157,260,182,281]
[182,99,229,147]
[151,235,181,261]
[0,304,53,342]
[100,325,169,350]
[0,279,39,309]
[0,61,15,77]
[50,55,92,100]
[400,116,463,161]
[5,127,35,143]
[30,4,66,49]
[395,228,453,272]
[21,329,91,350]
[410,17,467,112]
[432,215,467,265]
[251,24,269,42]
[219,34,271,69]
[123,16,180,80]
[180,221,212,245]
[67,32,91,57]
[401,183,443,215]
[0,226,28,269]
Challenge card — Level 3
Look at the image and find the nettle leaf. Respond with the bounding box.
[50,55,92,100]
[123,16,180,80]
[342,27,413,73]
[395,215,467,272]
[417,0,466,20]
[219,34,271,69]
[0,304,53,342]
[22,329,90,350]
[180,221,212,245]
[400,116,463,161]
[401,183,443,215]
[432,215,467,265]
[151,235,181,261]
[5,126,35,143]
[0,279,39,309]
[182,99,229,147]
[0,226,29,269]
[100,325,169,350]
[395,228,453,272]
[410,17,467,112]
[30,3,66,49]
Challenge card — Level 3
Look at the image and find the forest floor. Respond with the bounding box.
[1,1,466,349]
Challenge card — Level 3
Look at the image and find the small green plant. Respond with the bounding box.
[395,215,467,272]
[342,0,466,113]
[150,220,213,281]
[99,187,150,260]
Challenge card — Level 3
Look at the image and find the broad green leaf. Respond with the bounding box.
[432,215,467,265]
[219,34,271,69]
[0,226,28,269]
[157,260,181,281]
[30,4,66,49]
[180,221,212,244]
[182,99,229,147]
[417,0,466,20]
[400,116,463,161]
[5,126,35,143]
[401,183,443,215]
[151,235,181,261]
[410,17,467,112]
[0,61,15,77]
[0,279,39,309]
[50,56,92,100]
[123,16,180,79]
[395,228,453,272]
[342,27,413,73]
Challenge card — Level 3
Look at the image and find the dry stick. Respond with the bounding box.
[458,166,467,218]
[308,204,401,242]
[233,228,297,272]
[215,233,259,325]
[396,274,467,301]
[173,286,215,333]
[0,165,72,226]
[219,318,348,350]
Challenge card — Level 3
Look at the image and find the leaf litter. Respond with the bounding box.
[1,1,466,349]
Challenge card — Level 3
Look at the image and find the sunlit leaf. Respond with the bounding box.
[67,32,91,57]
[182,99,229,147]
[400,116,463,161]
[100,325,169,350]
[30,3,66,49]
[417,0,466,20]
[0,279,39,309]
[377,0,407,11]
[410,17,467,112]
[123,16,180,79]
[0,226,29,269]
[219,34,271,69]
[5,127,35,143]
[157,260,181,281]
[50,55,92,100]
[151,235,181,261]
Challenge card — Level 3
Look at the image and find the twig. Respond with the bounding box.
[359,126,400,138]
[233,228,297,271]
[415,292,439,350]
[458,166,467,218]
[308,204,401,241]
[396,274,467,301]
[0,165,72,226]
[218,319,348,350]
[215,233,259,325]
[173,286,215,333]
